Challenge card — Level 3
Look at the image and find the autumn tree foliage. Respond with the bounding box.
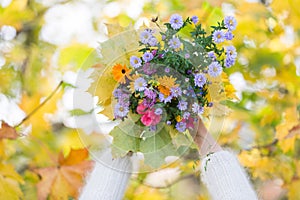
[0,0,299,199]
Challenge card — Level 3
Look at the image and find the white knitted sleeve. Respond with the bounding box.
[79,150,132,200]
[200,150,258,200]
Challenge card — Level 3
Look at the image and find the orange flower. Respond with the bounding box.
[157,76,178,96]
[112,64,131,83]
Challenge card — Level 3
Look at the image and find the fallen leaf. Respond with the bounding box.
[35,148,94,200]
[0,122,18,140]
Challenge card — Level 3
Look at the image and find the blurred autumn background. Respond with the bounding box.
[0,0,300,199]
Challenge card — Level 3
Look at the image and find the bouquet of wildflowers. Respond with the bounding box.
[99,14,237,167]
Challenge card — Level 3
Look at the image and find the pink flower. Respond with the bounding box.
[141,109,161,126]
[137,103,148,114]
[141,112,153,126]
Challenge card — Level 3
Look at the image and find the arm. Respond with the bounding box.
[79,149,132,200]
[195,119,258,200]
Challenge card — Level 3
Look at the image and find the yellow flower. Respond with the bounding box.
[175,115,181,122]
[156,76,179,96]
[112,64,131,84]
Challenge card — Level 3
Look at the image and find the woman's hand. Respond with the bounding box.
[194,118,222,157]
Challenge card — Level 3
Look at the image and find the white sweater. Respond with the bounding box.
[79,150,258,200]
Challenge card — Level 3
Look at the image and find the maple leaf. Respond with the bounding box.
[0,122,18,140]
[35,148,94,200]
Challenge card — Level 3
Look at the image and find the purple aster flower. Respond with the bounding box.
[148,37,158,46]
[191,15,199,24]
[224,56,236,68]
[194,73,207,87]
[177,100,188,111]
[226,45,237,59]
[208,61,222,77]
[168,37,181,49]
[142,63,157,75]
[154,108,163,115]
[134,77,147,91]
[165,67,170,73]
[166,121,172,125]
[224,16,237,31]
[114,103,129,118]
[142,52,154,62]
[207,51,216,60]
[144,88,157,99]
[208,102,213,107]
[130,56,142,68]
[212,30,225,44]
[183,112,190,119]
[170,14,184,30]
[140,29,153,44]
[113,88,123,98]
[158,93,172,104]
[192,102,204,114]
[225,31,234,40]
[185,78,190,82]
[170,87,182,98]
[185,53,190,59]
[176,121,187,132]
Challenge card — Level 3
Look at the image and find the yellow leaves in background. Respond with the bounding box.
[35,148,93,200]
[276,106,300,153]
[0,164,24,200]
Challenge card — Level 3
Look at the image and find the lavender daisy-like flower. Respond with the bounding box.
[158,93,172,104]
[140,29,153,44]
[183,112,190,119]
[176,121,187,132]
[113,88,123,98]
[194,73,207,87]
[224,16,237,31]
[207,51,216,60]
[142,63,156,75]
[212,30,225,44]
[191,15,199,24]
[148,37,158,46]
[192,102,204,115]
[144,88,157,99]
[224,56,236,68]
[226,45,237,59]
[208,61,222,77]
[154,108,163,115]
[225,31,234,40]
[130,56,142,68]
[166,121,172,125]
[168,37,181,49]
[170,14,184,30]
[142,52,154,62]
[177,100,188,111]
[171,87,182,98]
[114,103,129,118]
[134,77,147,91]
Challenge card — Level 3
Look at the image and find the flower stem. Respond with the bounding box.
[14,81,63,128]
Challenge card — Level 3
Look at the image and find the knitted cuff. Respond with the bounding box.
[200,150,258,200]
[79,149,132,200]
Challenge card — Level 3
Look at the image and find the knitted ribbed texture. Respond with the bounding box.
[79,150,132,200]
[200,151,258,200]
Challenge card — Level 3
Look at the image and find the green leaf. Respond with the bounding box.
[110,126,140,158]
[140,126,178,168]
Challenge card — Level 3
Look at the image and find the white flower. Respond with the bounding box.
[1,25,16,41]
[62,89,94,112]
[63,108,119,135]
[144,167,181,187]
[0,0,12,8]
[63,68,94,91]
[0,94,25,126]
